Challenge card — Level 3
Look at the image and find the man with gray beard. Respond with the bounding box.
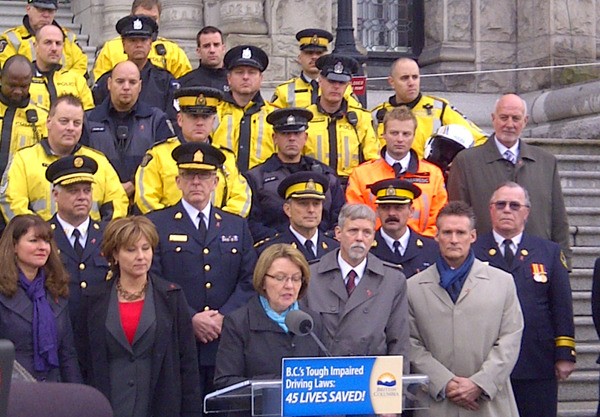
[302,203,410,371]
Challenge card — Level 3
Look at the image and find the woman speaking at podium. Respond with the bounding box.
[214,244,324,387]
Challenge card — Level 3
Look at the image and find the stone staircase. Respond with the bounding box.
[526,138,600,417]
[0,0,96,73]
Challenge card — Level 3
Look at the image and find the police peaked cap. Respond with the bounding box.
[296,29,333,51]
[28,0,57,10]
[316,54,359,83]
[224,45,269,72]
[266,108,313,133]
[368,178,422,204]
[174,87,223,115]
[172,142,226,171]
[46,155,98,186]
[116,15,158,38]
[278,171,329,200]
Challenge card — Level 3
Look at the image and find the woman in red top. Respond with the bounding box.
[77,216,202,417]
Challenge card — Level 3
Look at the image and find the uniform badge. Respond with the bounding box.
[73,157,84,168]
[133,19,143,30]
[386,186,395,196]
[140,153,153,167]
[193,150,204,162]
[169,234,188,242]
[174,212,183,219]
[242,48,252,59]
[416,239,423,248]
[221,235,239,242]
[50,223,57,230]
[0,39,7,53]
[489,248,497,256]
[196,94,206,106]
[520,249,529,256]
[306,179,316,190]
[311,34,319,45]
[531,263,548,283]
[286,115,296,125]
[322,242,328,249]
[333,61,344,74]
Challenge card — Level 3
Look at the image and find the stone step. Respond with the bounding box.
[0,17,81,33]
[561,171,600,189]
[557,155,600,171]
[564,188,600,207]
[525,138,600,156]
[571,247,599,270]
[576,316,597,343]
[567,207,600,228]
[558,401,597,417]
[573,291,592,316]
[570,268,592,291]
[572,228,600,248]
[558,370,598,401]
[575,343,600,370]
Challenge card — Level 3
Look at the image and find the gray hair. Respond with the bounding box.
[338,203,376,229]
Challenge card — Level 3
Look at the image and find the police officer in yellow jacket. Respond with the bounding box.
[372,57,486,158]
[0,0,88,77]
[135,87,251,217]
[271,29,360,109]
[0,55,48,179]
[212,45,276,174]
[92,0,191,80]
[0,95,128,222]
[29,25,94,111]
[305,54,379,183]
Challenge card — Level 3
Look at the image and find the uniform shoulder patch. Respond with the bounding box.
[0,39,7,53]
[560,251,568,270]
[140,153,153,167]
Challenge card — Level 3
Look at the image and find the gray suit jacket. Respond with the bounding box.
[408,259,524,417]
[302,250,410,371]
[447,136,572,266]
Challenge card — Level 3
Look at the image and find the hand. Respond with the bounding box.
[122,181,135,198]
[446,377,481,411]
[555,360,575,381]
[192,310,222,343]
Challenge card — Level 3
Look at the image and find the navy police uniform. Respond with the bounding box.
[474,232,575,417]
[146,142,256,403]
[45,156,109,327]
[177,65,229,92]
[256,228,338,260]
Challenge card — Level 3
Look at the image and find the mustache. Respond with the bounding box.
[350,243,367,251]
[385,216,400,223]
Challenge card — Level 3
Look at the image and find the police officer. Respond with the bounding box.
[135,86,251,217]
[255,171,339,261]
[45,155,109,326]
[372,57,486,158]
[0,0,88,77]
[30,25,94,111]
[246,107,344,242]
[305,54,379,183]
[93,0,192,80]
[92,15,178,122]
[146,141,256,407]
[473,182,575,417]
[85,60,175,199]
[0,94,128,222]
[0,54,48,179]
[368,178,438,278]
[271,28,359,109]
[212,45,276,173]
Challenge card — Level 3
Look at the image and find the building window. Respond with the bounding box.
[357,0,422,55]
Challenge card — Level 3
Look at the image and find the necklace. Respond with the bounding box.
[116,278,148,301]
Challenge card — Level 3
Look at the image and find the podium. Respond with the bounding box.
[205,375,430,416]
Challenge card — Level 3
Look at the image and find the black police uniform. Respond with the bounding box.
[473,232,575,417]
[177,65,229,92]
[370,229,437,278]
[256,228,338,260]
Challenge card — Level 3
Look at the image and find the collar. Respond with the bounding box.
[494,136,520,159]
[384,150,411,171]
[222,91,265,109]
[181,198,211,227]
[22,16,63,37]
[337,250,367,283]
[300,72,316,84]
[316,97,348,119]
[380,227,410,254]
[0,92,30,108]
[34,62,61,76]
[40,138,81,156]
[56,213,90,241]
[389,92,422,109]
[289,225,318,247]
[492,230,523,250]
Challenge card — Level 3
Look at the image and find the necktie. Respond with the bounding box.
[393,240,402,257]
[304,240,315,261]
[346,270,357,296]
[310,79,319,105]
[504,150,516,164]
[72,229,84,258]
[503,239,514,267]
[198,213,207,243]
[392,162,403,177]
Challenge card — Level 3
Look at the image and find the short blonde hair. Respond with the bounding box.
[102,216,159,269]
[383,105,417,132]
[253,244,311,299]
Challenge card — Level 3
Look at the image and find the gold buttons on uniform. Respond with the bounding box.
[203,248,209,254]
[79,263,86,270]
[231,248,238,254]
[80,281,87,289]
[205,282,212,289]
[204,306,210,311]
[175,247,181,252]
[204,265,211,271]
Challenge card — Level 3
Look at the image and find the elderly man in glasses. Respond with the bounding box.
[447,93,571,268]
[473,181,575,417]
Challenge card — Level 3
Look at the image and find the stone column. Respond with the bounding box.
[159,0,203,56]
[99,0,129,43]
[219,0,268,34]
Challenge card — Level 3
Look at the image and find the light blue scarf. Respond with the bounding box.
[259,295,299,333]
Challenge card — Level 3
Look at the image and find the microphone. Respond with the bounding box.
[25,109,38,124]
[116,126,129,141]
[285,310,332,357]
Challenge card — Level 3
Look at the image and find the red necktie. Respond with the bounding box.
[346,270,357,296]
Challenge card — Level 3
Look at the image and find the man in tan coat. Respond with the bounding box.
[408,201,524,417]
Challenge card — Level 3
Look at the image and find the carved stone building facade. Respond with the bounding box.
[72,0,600,93]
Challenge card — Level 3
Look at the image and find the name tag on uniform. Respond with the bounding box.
[169,234,188,242]
[221,235,239,242]
[91,127,106,132]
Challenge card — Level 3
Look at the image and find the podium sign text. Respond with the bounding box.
[281,356,403,416]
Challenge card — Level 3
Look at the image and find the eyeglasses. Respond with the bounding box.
[265,274,303,284]
[490,200,530,211]
[179,171,215,181]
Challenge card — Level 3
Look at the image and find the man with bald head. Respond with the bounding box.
[372,57,487,158]
[0,54,48,178]
[447,93,572,267]
[85,60,175,199]
[29,25,93,111]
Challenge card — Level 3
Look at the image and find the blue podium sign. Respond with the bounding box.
[281,356,403,416]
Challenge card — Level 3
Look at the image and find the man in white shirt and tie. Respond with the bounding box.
[447,93,572,268]
[368,178,438,278]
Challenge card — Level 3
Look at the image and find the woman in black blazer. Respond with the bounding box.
[77,216,202,417]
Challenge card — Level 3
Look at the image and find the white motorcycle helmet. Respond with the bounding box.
[424,124,475,173]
